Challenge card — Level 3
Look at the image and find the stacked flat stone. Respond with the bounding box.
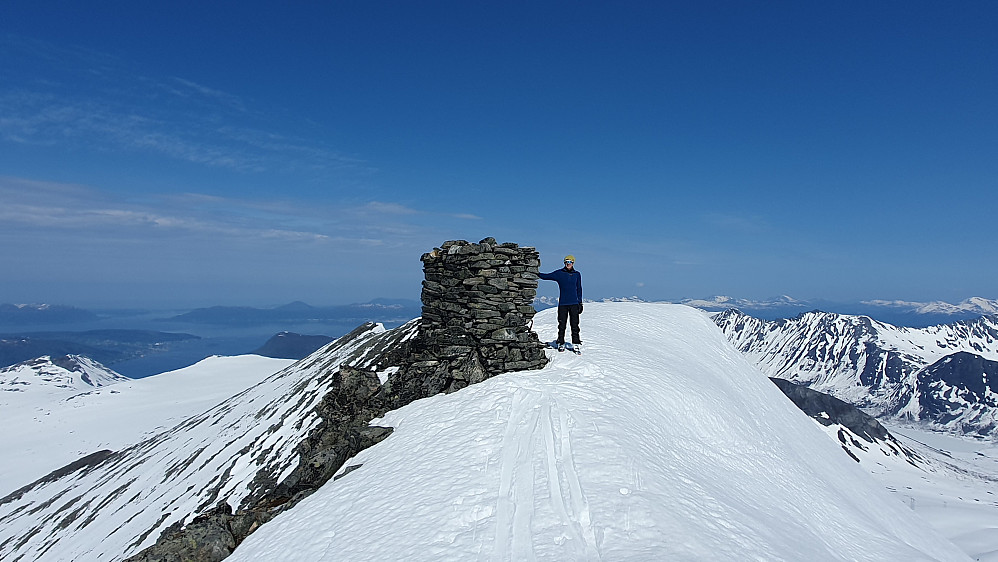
[382,238,548,404]
[419,237,546,369]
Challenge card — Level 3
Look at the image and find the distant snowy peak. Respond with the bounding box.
[863,297,998,316]
[713,308,917,406]
[592,296,646,303]
[0,355,129,396]
[537,296,649,308]
[681,295,806,310]
[885,352,998,437]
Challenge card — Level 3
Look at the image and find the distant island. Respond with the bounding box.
[252,332,335,360]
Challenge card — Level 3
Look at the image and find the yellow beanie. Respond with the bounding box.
[564,255,575,262]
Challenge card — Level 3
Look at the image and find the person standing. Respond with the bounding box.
[538,255,583,352]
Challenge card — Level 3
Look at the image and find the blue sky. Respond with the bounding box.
[2,1,996,308]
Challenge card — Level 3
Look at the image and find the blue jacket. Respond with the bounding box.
[538,268,582,306]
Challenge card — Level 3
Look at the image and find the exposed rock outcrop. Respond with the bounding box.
[770,377,922,466]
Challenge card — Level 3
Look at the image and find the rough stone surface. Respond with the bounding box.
[381,238,547,408]
[125,502,270,562]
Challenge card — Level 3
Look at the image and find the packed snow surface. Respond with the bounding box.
[230,304,967,561]
[0,354,293,495]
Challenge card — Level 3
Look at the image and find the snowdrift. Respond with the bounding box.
[229,303,967,561]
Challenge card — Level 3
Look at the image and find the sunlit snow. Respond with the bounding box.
[229,304,968,561]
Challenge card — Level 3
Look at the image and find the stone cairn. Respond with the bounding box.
[381,237,548,404]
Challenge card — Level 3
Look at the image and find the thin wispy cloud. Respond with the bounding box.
[169,77,247,112]
[358,201,482,221]
[702,213,771,234]
[360,201,421,215]
[0,35,362,176]
[0,177,480,249]
[0,178,326,242]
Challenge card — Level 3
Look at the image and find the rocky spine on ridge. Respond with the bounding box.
[125,238,547,562]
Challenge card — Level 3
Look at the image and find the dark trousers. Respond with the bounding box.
[557,304,582,344]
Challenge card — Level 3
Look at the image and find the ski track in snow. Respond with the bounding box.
[492,367,601,562]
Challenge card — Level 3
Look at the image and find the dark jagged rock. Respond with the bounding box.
[126,238,548,562]
[125,502,271,562]
[770,377,923,466]
[255,366,392,508]
[769,377,889,442]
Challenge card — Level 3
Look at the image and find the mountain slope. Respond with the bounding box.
[714,309,998,411]
[769,377,924,467]
[0,354,294,496]
[0,305,970,561]
[228,304,966,561]
[0,321,417,562]
[886,352,998,436]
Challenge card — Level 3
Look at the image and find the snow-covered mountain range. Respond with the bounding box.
[0,354,129,397]
[0,304,979,561]
[680,294,809,311]
[713,309,998,436]
[864,297,998,316]
[537,295,998,326]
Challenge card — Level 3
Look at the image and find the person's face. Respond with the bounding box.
[564,260,574,270]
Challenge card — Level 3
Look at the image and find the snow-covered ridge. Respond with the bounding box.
[227,303,965,561]
[681,294,806,309]
[0,354,129,397]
